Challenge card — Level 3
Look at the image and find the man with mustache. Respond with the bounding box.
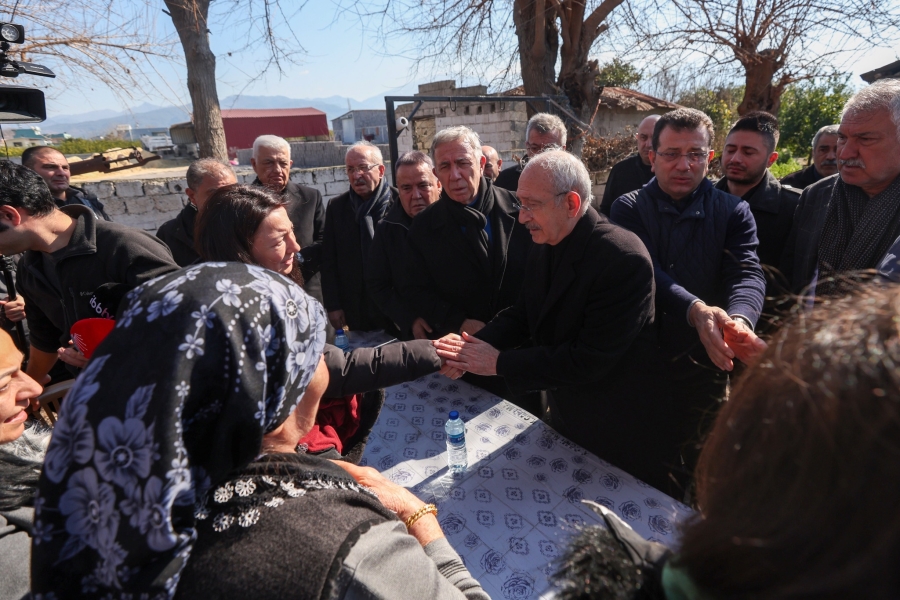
[781,125,840,189]
[611,108,766,479]
[365,151,441,339]
[783,79,900,296]
[596,114,660,216]
[251,135,325,306]
[714,112,800,323]
[321,141,397,331]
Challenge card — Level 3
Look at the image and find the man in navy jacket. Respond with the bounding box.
[611,108,766,477]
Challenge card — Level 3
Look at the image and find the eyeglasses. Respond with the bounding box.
[525,142,563,155]
[654,150,710,164]
[512,192,568,213]
[346,164,380,175]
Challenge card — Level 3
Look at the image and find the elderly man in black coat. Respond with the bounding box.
[157,158,237,266]
[434,150,678,491]
[251,135,326,306]
[365,151,441,339]
[404,125,533,402]
[322,141,398,332]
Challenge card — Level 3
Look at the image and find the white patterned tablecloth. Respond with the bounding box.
[352,331,693,600]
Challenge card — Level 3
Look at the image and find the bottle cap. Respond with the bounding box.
[449,410,459,420]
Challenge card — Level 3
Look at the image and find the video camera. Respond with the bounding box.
[0,22,55,123]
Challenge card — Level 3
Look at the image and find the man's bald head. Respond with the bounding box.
[21,147,70,199]
[636,115,661,165]
[481,145,502,181]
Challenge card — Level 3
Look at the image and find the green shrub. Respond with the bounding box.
[770,158,804,179]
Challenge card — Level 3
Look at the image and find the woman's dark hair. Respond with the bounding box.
[676,286,900,599]
[195,183,303,285]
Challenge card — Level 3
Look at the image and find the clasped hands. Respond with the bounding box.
[689,301,767,371]
[433,331,499,378]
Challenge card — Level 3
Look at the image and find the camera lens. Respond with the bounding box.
[1,24,20,43]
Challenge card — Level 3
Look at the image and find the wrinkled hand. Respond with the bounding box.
[459,319,485,336]
[434,331,499,376]
[723,320,768,366]
[57,341,88,369]
[438,359,465,379]
[0,296,25,322]
[327,309,346,330]
[689,302,735,371]
[331,461,425,521]
[411,317,433,340]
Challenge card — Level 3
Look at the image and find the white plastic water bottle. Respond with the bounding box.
[445,410,468,475]
[334,328,350,352]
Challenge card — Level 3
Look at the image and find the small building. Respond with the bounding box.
[861,60,900,83]
[8,126,47,148]
[591,87,680,137]
[221,108,330,151]
[332,110,389,144]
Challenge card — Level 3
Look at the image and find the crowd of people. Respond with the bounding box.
[0,77,898,598]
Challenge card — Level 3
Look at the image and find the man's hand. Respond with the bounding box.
[438,360,465,379]
[459,319,485,336]
[723,320,768,366]
[434,331,499,376]
[57,341,89,369]
[411,317,433,340]
[0,296,25,322]
[689,302,735,371]
[327,309,346,330]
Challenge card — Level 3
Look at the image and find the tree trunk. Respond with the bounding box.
[737,50,786,115]
[164,0,228,160]
[514,0,560,118]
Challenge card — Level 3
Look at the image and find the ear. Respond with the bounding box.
[707,149,716,163]
[289,159,294,169]
[767,151,778,168]
[566,192,582,218]
[0,206,23,227]
[497,158,503,169]
[185,188,197,205]
[250,158,258,170]
[648,150,657,172]
[376,164,385,178]
[479,154,487,170]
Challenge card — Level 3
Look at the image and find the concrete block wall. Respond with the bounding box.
[78,165,393,233]
[235,141,390,169]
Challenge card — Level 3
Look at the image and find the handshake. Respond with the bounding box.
[434,331,500,379]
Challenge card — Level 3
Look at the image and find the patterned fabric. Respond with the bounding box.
[817,175,900,296]
[32,262,327,599]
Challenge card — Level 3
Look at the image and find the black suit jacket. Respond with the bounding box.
[156,203,199,267]
[365,201,417,338]
[476,208,675,489]
[403,178,532,336]
[780,174,839,294]
[595,154,653,217]
[321,187,398,331]
[283,181,325,305]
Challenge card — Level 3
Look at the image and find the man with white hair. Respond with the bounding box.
[494,112,566,191]
[404,125,532,402]
[433,150,676,491]
[780,124,840,189]
[321,140,397,331]
[250,134,325,305]
[783,79,900,296]
[156,158,236,266]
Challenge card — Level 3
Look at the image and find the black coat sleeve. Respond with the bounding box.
[299,190,325,280]
[321,200,342,311]
[365,224,417,335]
[323,340,442,398]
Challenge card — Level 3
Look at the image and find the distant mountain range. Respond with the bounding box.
[35,86,417,139]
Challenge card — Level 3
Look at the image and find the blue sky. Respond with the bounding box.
[35,1,900,118]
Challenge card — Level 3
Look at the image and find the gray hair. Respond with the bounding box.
[431,126,483,161]
[811,124,840,150]
[842,79,900,142]
[525,113,567,146]
[186,158,233,190]
[252,135,290,159]
[396,150,434,170]
[522,149,592,217]
[347,140,384,164]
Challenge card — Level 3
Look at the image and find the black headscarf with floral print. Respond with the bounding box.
[31,262,327,599]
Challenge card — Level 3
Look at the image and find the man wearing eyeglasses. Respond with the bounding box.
[494,113,567,192]
[610,108,766,478]
[251,135,326,306]
[596,115,660,217]
[433,150,678,491]
[321,141,398,331]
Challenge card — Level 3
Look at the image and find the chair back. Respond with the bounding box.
[36,380,74,426]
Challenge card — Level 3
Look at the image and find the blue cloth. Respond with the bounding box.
[611,177,766,361]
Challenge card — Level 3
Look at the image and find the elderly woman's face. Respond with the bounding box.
[251,206,302,276]
[0,331,42,444]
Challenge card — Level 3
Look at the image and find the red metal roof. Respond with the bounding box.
[221,108,326,119]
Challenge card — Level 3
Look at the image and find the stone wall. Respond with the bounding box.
[235,141,390,169]
[78,165,386,232]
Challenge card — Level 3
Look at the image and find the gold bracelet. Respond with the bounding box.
[404,503,437,529]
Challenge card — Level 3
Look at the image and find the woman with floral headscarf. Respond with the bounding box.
[31,263,487,599]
